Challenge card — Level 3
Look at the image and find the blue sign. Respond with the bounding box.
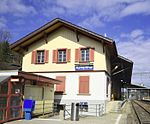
[75,65,93,71]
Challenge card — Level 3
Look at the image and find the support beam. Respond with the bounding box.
[75,30,79,42]
[19,46,28,52]
[102,40,105,53]
[112,67,131,76]
[43,31,48,43]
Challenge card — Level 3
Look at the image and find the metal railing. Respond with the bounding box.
[79,104,105,117]
[64,105,71,120]
[61,103,105,120]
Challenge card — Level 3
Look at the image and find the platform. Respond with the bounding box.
[5,101,137,124]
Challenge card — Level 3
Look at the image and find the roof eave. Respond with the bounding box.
[11,18,114,52]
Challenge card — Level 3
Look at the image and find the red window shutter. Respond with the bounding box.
[31,51,36,64]
[44,50,49,63]
[52,50,58,63]
[67,49,71,62]
[56,76,66,92]
[90,48,95,62]
[79,76,89,94]
[75,48,80,62]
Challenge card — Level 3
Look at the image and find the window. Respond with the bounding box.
[53,49,71,63]
[58,50,66,62]
[81,48,89,62]
[31,50,49,64]
[37,50,44,63]
[75,48,94,63]
[79,76,89,94]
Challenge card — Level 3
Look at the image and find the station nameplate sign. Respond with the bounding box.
[75,65,93,71]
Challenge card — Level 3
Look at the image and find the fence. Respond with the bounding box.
[60,103,105,120]
[80,104,104,117]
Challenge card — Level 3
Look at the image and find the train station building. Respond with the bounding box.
[11,18,133,109]
[0,18,133,122]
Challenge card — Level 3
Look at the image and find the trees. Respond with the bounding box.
[0,30,11,63]
[0,41,11,62]
[0,30,22,70]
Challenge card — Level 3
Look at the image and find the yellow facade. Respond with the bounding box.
[22,27,110,73]
[24,84,54,115]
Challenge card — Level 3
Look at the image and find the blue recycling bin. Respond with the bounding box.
[23,99,35,120]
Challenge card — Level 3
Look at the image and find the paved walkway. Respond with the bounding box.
[5,102,133,124]
[5,113,127,124]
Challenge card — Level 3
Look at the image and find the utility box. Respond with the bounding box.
[71,103,79,121]
[23,99,35,120]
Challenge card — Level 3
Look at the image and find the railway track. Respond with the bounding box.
[131,100,150,124]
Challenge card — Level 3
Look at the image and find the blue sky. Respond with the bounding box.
[0,0,150,86]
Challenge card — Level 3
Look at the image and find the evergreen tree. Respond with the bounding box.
[0,30,22,70]
[0,30,11,63]
[0,41,11,62]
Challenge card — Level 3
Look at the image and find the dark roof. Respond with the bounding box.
[18,71,60,84]
[123,83,148,89]
[11,18,115,53]
[0,70,60,85]
[112,55,133,84]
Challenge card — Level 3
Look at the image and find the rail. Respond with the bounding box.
[79,104,104,117]
[62,103,105,120]
[131,100,150,124]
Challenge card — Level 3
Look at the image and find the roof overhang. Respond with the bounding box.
[10,18,115,54]
[0,70,60,85]
[111,55,133,84]
[18,71,60,84]
[124,83,148,89]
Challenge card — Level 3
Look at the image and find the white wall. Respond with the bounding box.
[35,72,109,104]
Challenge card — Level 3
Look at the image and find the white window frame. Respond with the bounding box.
[58,49,66,62]
[81,48,89,62]
[37,51,44,63]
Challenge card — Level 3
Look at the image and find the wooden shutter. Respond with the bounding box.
[56,76,66,92]
[90,48,95,62]
[52,50,58,63]
[67,49,71,62]
[75,48,80,62]
[31,51,36,64]
[44,50,49,63]
[79,76,89,94]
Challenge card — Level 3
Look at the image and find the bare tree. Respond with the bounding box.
[0,30,11,42]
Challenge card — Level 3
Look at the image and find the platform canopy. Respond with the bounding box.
[111,55,133,84]
[124,83,149,89]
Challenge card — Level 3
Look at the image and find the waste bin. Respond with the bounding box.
[23,99,35,120]
[71,103,79,121]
